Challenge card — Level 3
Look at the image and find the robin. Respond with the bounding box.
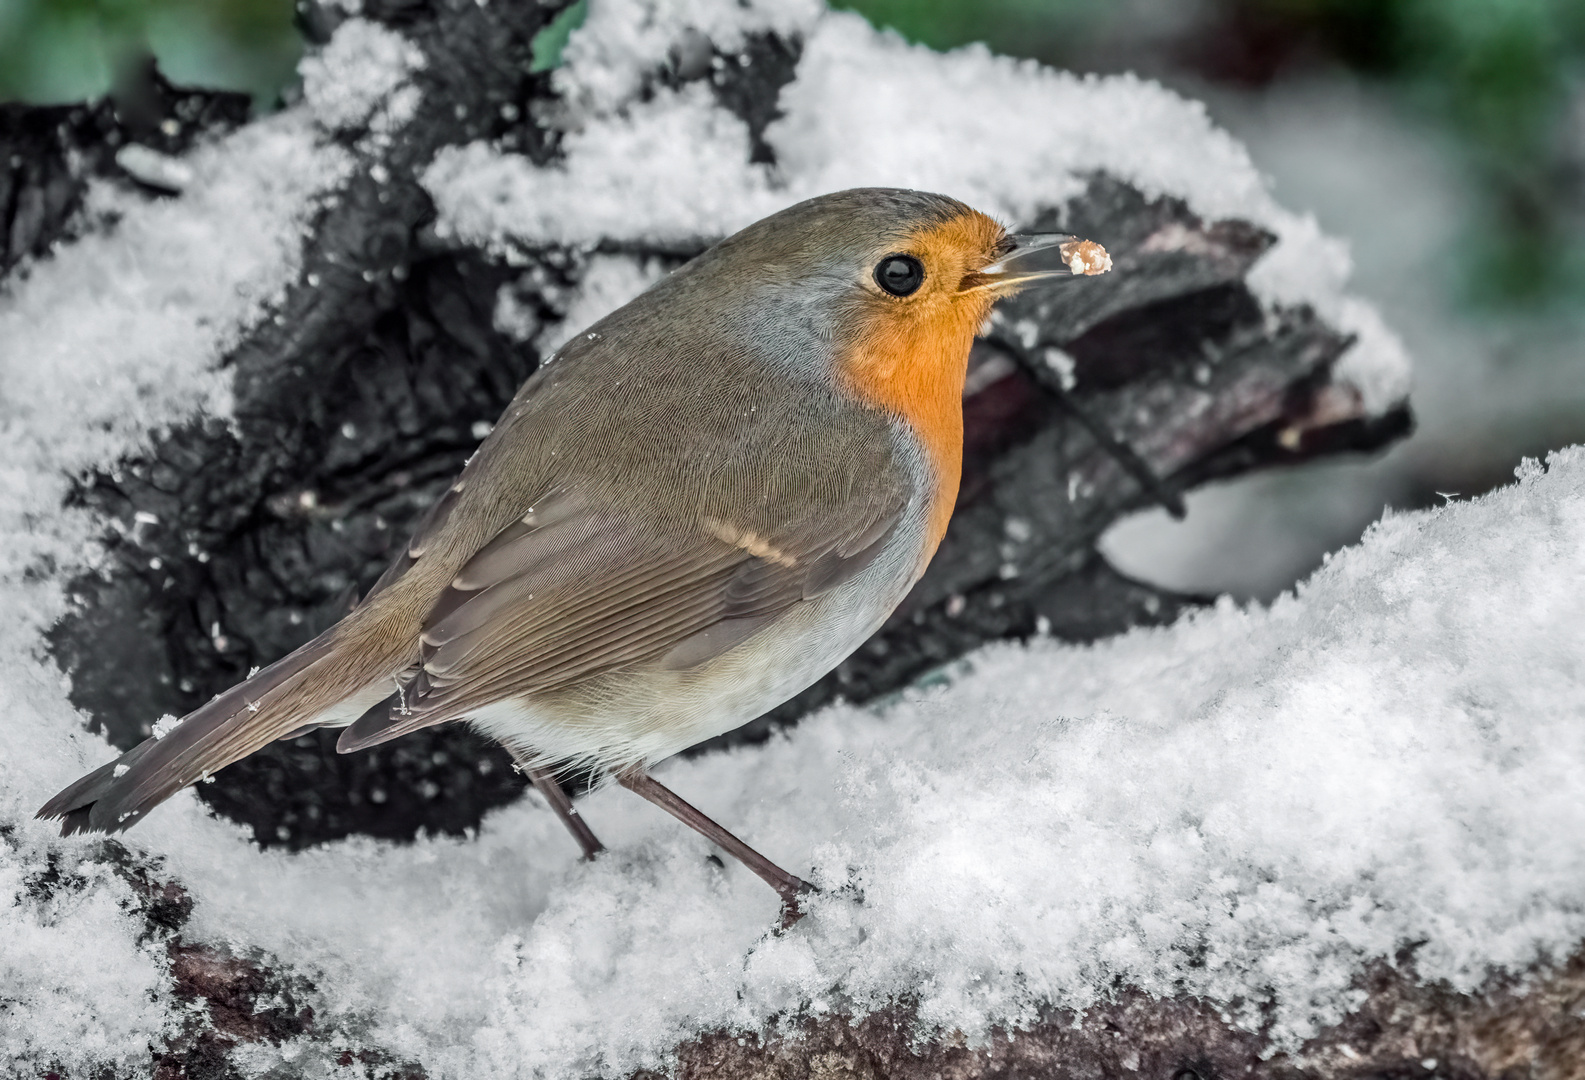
[40,188,1109,925]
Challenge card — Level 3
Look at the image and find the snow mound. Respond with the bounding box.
[19,447,1579,1078]
[426,0,1410,413]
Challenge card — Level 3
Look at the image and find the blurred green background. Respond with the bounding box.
[2,0,1583,598]
[0,0,299,106]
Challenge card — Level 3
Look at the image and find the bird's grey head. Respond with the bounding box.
[626,188,1013,380]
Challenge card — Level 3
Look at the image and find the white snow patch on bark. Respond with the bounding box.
[0,847,178,1070]
[301,18,426,133]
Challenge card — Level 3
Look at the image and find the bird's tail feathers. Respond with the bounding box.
[38,629,391,836]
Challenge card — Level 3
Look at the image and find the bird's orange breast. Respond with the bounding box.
[837,291,988,567]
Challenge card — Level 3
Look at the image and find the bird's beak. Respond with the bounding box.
[959,232,1113,295]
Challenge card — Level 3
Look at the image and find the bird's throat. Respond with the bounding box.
[838,300,985,564]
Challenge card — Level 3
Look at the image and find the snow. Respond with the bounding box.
[113,144,197,192]
[554,0,825,114]
[5,2,1583,1077]
[17,442,1584,1076]
[425,1,1409,413]
[0,111,348,617]
[300,18,425,133]
[535,253,668,356]
[0,846,177,1068]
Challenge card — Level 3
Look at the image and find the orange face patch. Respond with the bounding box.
[835,209,1006,565]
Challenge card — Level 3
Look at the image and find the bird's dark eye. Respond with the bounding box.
[874,254,925,297]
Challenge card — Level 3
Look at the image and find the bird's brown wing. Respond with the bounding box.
[336,483,905,751]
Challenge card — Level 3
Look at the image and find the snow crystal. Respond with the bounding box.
[1043,346,1079,390]
[113,144,196,192]
[492,285,541,343]
[300,18,426,133]
[425,1,1409,412]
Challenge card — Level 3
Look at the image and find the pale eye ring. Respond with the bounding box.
[874,254,925,297]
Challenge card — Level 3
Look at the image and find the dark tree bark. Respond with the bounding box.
[28,3,1569,1080]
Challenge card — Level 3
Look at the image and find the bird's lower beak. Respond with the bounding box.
[960,232,1113,295]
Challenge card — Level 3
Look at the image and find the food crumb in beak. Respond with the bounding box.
[1061,239,1112,275]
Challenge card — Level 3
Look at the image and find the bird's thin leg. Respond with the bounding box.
[510,750,604,860]
[618,768,812,928]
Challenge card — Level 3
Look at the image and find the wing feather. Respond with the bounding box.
[336,485,904,753]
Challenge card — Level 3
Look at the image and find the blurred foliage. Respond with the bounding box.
[0,0,300,107]
[530,0,587,74]
[1239,0,1585,306]
[827,0,1103,59]
[1390,0,1585,304]
[1,0,1581,304]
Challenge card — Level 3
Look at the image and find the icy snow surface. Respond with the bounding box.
[8,2,1583,1077]
[426,0,1409,414]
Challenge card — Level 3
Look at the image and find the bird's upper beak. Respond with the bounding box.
[959,232,1113,295]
